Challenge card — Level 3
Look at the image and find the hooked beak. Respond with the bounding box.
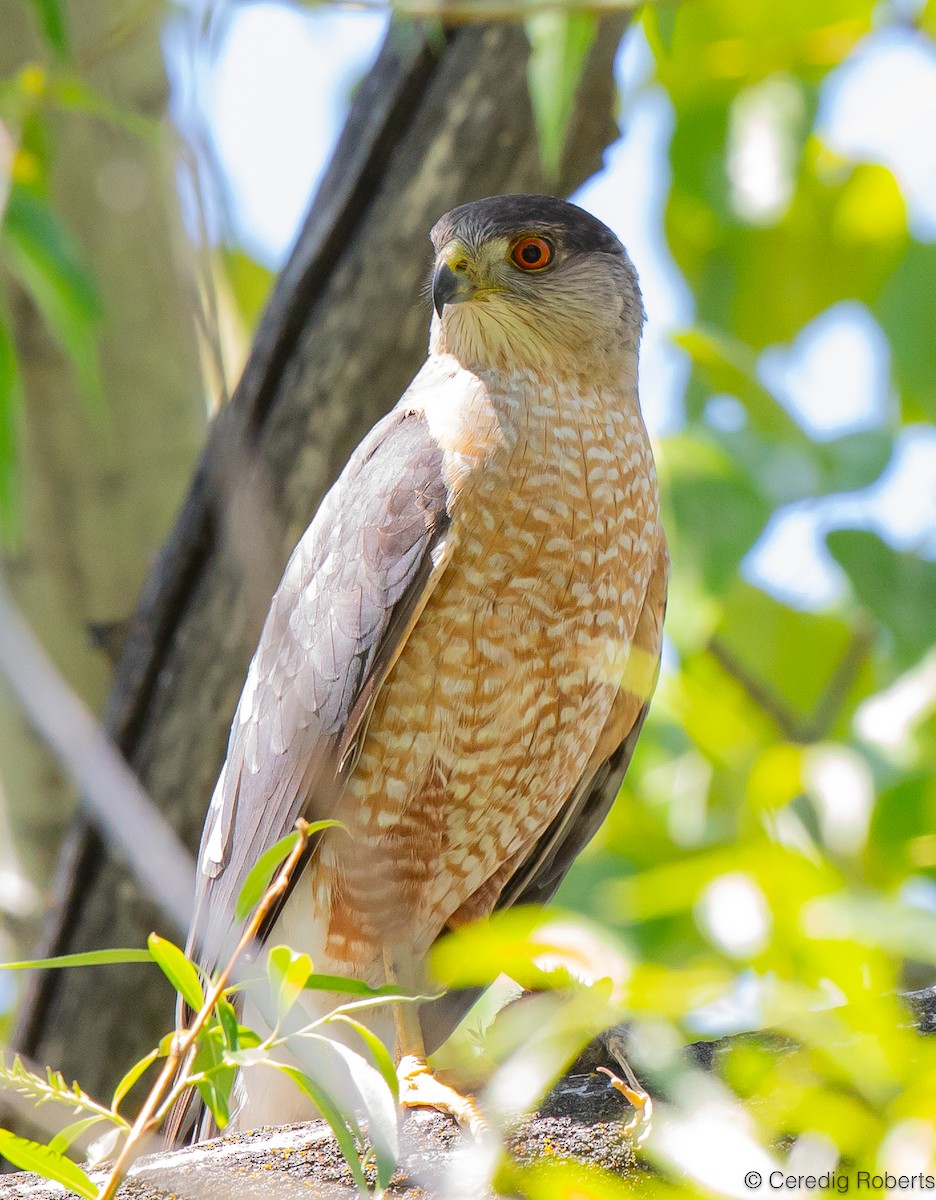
[432,260,477,317]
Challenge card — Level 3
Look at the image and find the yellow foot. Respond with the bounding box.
[598,1065,653,1146]
[398,1054,486,1136]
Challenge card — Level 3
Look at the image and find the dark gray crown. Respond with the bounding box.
[431,194,625,259]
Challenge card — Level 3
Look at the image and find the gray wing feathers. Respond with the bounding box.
[503,704,651,908]
[187,406,451,975]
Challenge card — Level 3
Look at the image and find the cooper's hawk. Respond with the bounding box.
[179,194,668,1136]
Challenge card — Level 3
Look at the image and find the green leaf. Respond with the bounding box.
[672,647,779,768]
[525,10,598,181]
[302,972,422,999]
[223,1028,263,1063]
[147,934,205,1012]
[317,1038,398,1189]
[0,1129,96,1199]
[713,581,877,733]
[215,997,240,1050]
[0,312,22,545]
[221,1046,267,1068]
[235,831,300,920]
[0,1056,122,1126]
[501,1157,639,1200]
[47,1116,109,1155]
[813,429,892,496]
[111,1047,160,1112]
[826,530,936,671]
[1,184,103,411]
[431,907,631,1004]
[696,156,906,350]
[875,242,936,421]
[234,821,342,919]
[675,327,890,506]
[646,0,874,104]
[0,948,152,969]
[276,1065,368,1192]
[661,432,771,592]
[328,1014,399,1105]
[282,1033,398,1188]
[675,325,801,439]
[192,1033,235,1130]
[26,0,70,58]
[652,3,678,55]
[267,944,312,1019]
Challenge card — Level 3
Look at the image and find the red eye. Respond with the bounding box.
[510,236,554,271]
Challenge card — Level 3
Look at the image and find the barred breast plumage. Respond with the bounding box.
[313,353,663,966]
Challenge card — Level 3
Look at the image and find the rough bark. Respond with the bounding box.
[13,14,631,1101]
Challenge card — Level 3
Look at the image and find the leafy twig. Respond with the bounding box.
[95,819,313,1200]
[804,616,875,742]
[708,635,803,741]
[709,618,875,746]
[0,1058,129,1132]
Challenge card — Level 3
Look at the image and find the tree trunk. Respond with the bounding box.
[14,14,630,1101]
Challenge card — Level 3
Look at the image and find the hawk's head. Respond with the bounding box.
[429,194,644,374]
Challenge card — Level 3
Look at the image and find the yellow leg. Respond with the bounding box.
[600,1028,653,1146]
[383,948,486,1135]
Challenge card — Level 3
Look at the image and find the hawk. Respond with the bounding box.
[179,194,668,1137]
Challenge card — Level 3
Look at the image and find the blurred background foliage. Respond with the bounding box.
[2,0,936,1192]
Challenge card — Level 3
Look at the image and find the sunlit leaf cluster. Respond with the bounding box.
[531,0,936,1190]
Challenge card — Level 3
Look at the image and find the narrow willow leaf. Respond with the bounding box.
[234,820,343,919]
[48,1115,109,1155]
[215,997,240,1050]
[302,972,424,999]
[0,948,152,969]
[0,1129,96,1199]
[221,1047,267,1068]
[329,1014,399,1105]
[267,944,312,1018]
[87,1126,121,1168]
[293,1034,398,1189]
[275,1066,368,1193]
[328,1039,397,1190]
[525,10,598,181]
[234,831,300,920]
[148,934,204,1012]
[111,1047,160,1112]
[192,1036,234,1130]
[194,1076,231,1130]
